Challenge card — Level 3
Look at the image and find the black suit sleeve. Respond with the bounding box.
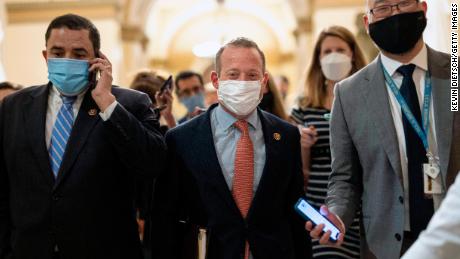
[103,92,166,178]
[0,100,11,259]
[150,131,185,259]
[288,127,312,259]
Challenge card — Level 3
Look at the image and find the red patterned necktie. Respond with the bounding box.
[232,120,254,259]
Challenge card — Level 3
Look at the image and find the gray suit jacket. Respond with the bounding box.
[326,46,454,259]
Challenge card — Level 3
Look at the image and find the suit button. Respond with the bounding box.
[395,233,401,241]
[399,196,404,204]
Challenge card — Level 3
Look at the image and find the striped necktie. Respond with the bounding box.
[49,95,76,178]
[232,120,254,259]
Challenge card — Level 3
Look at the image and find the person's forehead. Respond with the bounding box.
[47,27,92,49]
[178,76,202,88]
[220,46,263,70]
[369,0,399,6]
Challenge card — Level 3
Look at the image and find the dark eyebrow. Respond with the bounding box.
[50,46,64,52]
[73,48,88,54]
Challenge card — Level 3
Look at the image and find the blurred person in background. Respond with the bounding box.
[291,25,366,259]
[130,70,176,133]
[274,75,289,101]
[258,73,288,121]
[175,70,206,124]
[0,81,22,101]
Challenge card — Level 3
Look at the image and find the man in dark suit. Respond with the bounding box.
[152,37,311,259]
[0,14,166,259]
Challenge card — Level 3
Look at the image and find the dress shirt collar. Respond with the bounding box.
[380,43,428,76]
[49,84,87,102]
[215,104,259,131]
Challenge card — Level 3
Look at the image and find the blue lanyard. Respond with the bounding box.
[381,63,432,151]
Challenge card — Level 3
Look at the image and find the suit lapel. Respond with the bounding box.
[23,84,54,187]
[363,57,404,184]
[192,106,241,215]
[54,91,100,190]
[427,46,452,182]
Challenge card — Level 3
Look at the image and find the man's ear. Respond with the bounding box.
[363,13,370,34]
[211,71,219,90]
[261,72,269,92]
[42,50,48,61]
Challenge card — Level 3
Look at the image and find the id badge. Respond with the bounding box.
[423,163,442,194]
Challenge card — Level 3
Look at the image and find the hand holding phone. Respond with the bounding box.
[159,75,173,95]
[295,198,345,246]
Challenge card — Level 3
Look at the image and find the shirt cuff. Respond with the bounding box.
[99,101,118,121]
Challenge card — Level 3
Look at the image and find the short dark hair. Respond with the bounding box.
[215,37,266,76]
[0,81,22,91]
[45,14,100,55]
[130,71,166,106]
[174,70,204,95]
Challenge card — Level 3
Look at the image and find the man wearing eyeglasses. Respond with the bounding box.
[306,1,458,258]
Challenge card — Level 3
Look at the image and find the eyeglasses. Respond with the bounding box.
[369,0,419,19]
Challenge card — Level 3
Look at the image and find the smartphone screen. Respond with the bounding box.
[294,198,340,242]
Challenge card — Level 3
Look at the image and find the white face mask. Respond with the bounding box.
[217,80,262,116]
[320,52,353,82]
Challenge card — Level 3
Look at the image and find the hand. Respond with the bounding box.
[137,218,145,241]
[305,205,345,247]
[155,89,176,128]
[299,125,318,150]
[89,51,115,112]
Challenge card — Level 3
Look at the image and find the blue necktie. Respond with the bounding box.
[49,95,76,178]
[398,64,434,237]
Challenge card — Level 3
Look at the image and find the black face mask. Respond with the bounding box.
[369,11,427,54]
[258,92,274,113]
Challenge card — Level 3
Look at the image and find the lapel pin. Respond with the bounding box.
[88,109,98,116]
[273,132,281,141]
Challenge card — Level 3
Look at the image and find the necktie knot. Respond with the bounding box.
[234,120,249,135]
[61,95,77,105]
[397,64,416,78]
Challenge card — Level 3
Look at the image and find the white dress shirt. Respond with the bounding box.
[402,171,460,259]
[45,86,117,149]
[381,44,442,232]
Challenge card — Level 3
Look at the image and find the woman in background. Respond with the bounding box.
[291,26,366,259]
[258,72,288,121]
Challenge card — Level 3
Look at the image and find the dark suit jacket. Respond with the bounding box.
[151,104,311,259]
[0,84,166,259]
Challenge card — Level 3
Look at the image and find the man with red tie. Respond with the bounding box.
[151,37,311,259]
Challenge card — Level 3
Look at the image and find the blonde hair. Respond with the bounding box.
[300,26,367,108]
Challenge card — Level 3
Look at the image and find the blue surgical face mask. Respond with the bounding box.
[47,58,90,96]
[180,92,205,113]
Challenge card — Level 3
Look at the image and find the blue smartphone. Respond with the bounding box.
[294,198,340,242]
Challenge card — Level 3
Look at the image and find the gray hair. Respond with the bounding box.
[214,37,266,76]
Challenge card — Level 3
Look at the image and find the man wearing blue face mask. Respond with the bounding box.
[306,0,459,258]
[0,14,166,259]
[174,70,206,124]
[152,37,311,259]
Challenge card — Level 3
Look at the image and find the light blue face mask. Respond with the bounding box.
[47,58,89,96]
[180,92,205,113]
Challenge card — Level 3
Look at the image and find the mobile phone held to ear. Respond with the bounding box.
[294,198,341,242]
[160,75,173,94]
[89,52,101,89]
